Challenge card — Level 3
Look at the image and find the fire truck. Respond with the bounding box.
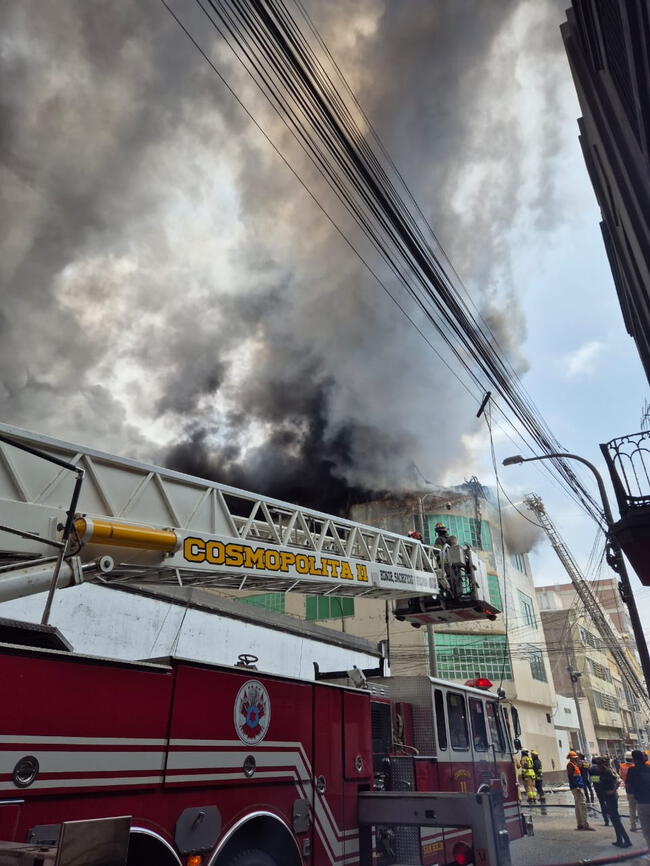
[0,424,522,866]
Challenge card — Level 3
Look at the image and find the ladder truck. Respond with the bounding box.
[0,423,519,866]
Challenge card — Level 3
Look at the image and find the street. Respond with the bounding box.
[511,792,649,866]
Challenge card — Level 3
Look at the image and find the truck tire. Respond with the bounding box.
[223,848,278,866]
[127,831,180,866]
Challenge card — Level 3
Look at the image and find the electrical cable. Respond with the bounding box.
[160,0,606,529]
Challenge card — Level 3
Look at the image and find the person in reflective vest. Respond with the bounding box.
[520,749,537,804]
[578,752,595,803]
[619,750,639,832]
[567,750,594,830]
[599,756,631,848]
[589,755,610,826]
[531,750,546,813]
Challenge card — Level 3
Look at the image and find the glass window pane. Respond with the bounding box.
[434,688,447,751]
[305,595,355,621]
[446,692,469,750]
[240,593,286,614]
[433,633,512,681]
[469,698,489,751]
[487,574,502,608]
[486,701,506,753]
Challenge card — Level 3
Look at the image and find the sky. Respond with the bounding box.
[1,1,648,626]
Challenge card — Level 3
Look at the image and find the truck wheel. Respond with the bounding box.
[223,849,278,866]
[127,832,180,866]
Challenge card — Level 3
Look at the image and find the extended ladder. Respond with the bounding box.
[525,493,650,714]
[0,424,496,626]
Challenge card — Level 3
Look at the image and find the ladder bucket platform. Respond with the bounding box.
[394,595,499,625]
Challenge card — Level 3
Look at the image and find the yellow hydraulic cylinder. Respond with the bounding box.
[74,517,178,552]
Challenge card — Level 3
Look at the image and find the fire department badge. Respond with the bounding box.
[234,680,271,745]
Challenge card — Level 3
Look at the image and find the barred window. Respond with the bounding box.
[579,626,598,648]
[594,691,619,712]
[589,659,612,683]
[528,647,547,682]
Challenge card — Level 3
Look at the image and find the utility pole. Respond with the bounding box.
[565,635,589,754]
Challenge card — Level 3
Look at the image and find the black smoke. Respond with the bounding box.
[1,0,569,514]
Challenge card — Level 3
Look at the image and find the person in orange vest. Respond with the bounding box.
[619,751,639,832]
[567,751,594,830]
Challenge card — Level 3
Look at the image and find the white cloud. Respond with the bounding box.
[561,339,606,379]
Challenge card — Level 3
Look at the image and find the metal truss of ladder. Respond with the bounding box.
[525,494,650,715]
[0,422,440,600]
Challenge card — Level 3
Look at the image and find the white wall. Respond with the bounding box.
[0,584,381,679]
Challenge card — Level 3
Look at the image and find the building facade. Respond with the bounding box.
[342,483,562,777]
[562,1,650,382]
[537,585,650,757]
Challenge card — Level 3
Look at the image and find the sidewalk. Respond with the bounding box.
[511,791,648,866]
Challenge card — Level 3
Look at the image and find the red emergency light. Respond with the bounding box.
[452,841,473,865]
[465,677,493,690]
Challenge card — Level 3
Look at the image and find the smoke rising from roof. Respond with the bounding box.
[1,0,568,512]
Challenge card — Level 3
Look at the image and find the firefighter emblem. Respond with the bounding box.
[234,680,271,745]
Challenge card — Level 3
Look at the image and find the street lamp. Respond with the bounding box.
[502,451,650,698]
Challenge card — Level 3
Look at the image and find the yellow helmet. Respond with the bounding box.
[567,750,578,758]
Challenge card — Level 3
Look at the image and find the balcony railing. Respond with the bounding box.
[601,430,650,514]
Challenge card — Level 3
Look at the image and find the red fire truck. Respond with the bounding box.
[0,424,523,865]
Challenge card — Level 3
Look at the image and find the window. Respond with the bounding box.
[446,692,469,750]
[486,701,506,753]
[487,574,502,609]
[305,596,355,621]
[434,688,447,751]
[239,592,286,614]
[589,659,612,683]
[518,591,536,628]
[528,646,547,682]
[469,698,489,751]
[434,633,512,681]
[579,626,598,648]
[509,553,526,573]
[427,515,492,551]
[594,691,619,712]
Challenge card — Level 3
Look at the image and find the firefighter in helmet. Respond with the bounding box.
[531,749,547,814]
[520,749,537,804]
[434,522,449,546]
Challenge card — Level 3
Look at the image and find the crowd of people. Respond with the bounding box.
[519,746,650,856]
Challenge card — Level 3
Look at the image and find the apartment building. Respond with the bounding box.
[537,586,649,757]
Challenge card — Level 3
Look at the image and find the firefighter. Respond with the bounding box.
[520,749,537,805]
[433,523,449,548]
[600,755,631,848]
[531,749,546,813]
[590,755,610,826]
[567,750,594,830]
[620,751,639,832]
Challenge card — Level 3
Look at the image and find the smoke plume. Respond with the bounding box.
[1,0,568,512]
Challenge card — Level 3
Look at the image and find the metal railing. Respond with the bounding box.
[601,431,650,513]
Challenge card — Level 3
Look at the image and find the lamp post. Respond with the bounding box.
[502,452,650,698]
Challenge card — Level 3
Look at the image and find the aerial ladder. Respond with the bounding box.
[0,422,498,626]
[524,493,650,715]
